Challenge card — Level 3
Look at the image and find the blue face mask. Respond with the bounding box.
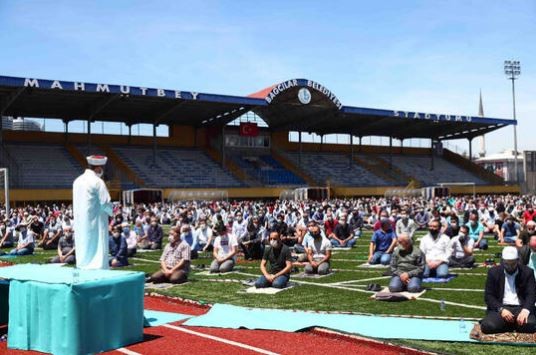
[123,227,130,234]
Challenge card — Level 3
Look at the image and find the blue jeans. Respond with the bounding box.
[9,247,34,256]
[503,236,517,244]
[474,238,488,250]
[331,238,356,248]
[370,251,391,265]
[255,274,290,289]
[423,263,449,278]
[389,275,422,293]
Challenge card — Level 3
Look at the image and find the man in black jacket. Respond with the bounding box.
[519,233,536,272]
[480,246,536,334]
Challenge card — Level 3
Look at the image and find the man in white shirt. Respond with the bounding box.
[447,225,475,268]
[481,247,536,334]
[303,221,332,275]
[419,219,450,278]
[210,224,238,273]
[9,229,35,256]
[231,212,248,243]
[395,210,417,239]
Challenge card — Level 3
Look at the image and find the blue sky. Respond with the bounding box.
[1,0,534,155]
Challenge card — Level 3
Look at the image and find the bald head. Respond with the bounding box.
[397,233,412,250]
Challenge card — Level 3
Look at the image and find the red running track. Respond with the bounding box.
[0,296,427,354]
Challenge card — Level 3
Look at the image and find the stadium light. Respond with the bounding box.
[504,60,521,184]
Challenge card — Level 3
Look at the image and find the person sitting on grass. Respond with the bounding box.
[0,219,14,249]
[499,216,520,244]
[519,234,536,277]
[49,226,76,265]
[368,219,397,265]
[516,220,536,248]
[39,215,63,250]
[8,228,35,256]
[109,225,128,267]
[388,233,424,293]
[447,225,475,269]
[209,223,238,274]
[304,221,332,275]
[255,231,292,289]
[466,210,488,250]
[480,246,536,334]
[331,214,356,248]
[146,227,190,284]
[395,209,417,239]
[419,219,450,278]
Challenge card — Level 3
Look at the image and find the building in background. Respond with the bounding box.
[475,150,524,183]
[1,116,42,131]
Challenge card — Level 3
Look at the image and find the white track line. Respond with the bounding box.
[163,324,280,355]
[117,348,142,355]
[131,257,160,264]
[334,276,391,285]
[428,287,484,292]
[418,297,486,310]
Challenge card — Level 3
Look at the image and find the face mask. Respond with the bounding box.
[458,233,466,238]
[151,222,157,227]
[504,263,517,275]
[112,233,120,238]
[401,216,408,221]
[429,229,439,237]
[96,170,103,178]
[270,240,280,248]
[200,224,206,230]
[65,233,73,239]
[181,233,188,238]
[313,232,321,238]
[123,228,130,234]
[278,219,283,223]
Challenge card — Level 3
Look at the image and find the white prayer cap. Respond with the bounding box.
[502,246,518,260]
[86,155,108,166]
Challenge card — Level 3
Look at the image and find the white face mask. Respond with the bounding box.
[95,170,103,178]
[270,240,280,248]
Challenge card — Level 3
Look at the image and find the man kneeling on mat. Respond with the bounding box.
[146,227,190,284]
[480,246,536,334]
[304,221,332,275]
[388,233,424,293]
[255,231,292,289]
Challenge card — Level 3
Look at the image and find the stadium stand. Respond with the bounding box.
[4,143,80,188]
[228,149,305,186]
[112,146,244,188]
[282,151,391,186]
[379,154,488,186]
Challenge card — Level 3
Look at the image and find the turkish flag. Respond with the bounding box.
[239,122,259,137]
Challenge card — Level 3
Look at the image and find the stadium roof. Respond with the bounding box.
[0,75,515,140]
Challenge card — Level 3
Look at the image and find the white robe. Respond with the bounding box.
[73,169,113,270]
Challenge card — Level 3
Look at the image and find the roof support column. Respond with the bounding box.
[298,131,302,167]
[128,124,132,145]
[221,125,226,169]
[358,136,362,153]
[468,137,473,162]
[64,120,69,143]
[400,139,404,155]
[153,122,157,165]
[350,134,354,169]
[320,135,324,152]
[389,136,393,170]
[86,120,91,156]
[430,139,435,171]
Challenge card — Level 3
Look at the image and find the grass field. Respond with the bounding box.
[2,229,534,355]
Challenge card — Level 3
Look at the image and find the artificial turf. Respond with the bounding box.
[1,230,531,354]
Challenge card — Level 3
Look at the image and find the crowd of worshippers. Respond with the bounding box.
[2,194,536,334]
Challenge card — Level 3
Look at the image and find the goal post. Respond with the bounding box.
[0,168,9,216]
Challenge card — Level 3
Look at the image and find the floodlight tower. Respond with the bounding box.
[504,60,521,183]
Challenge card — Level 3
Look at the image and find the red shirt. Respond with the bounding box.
[522,210,536,225]
[324,219,338,236]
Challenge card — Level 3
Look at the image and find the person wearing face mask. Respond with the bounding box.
[522,205,536,226]
[447,225,475,268]
[232,212,248,244]
[8,227,35,256]
[272,213,288,238]
[395,210,417,239]
[195,218,214,254]
[444,216,460,238]
[109,225,128,267]
[388,233,424,293]
[240,216,263,260]
[303,221,332,275]
[39,216,62,250]
[179,225,198,259]
[465,211,488,250]
[499,216,521,244]
[121,222,137,257]
[210,223,238,274]
[49,226,76,264]
[519,234,536,278]
[369,219,397,266]
[254,231,292,289]
[0,220,14,248]
[72,155,113,269]
[140,217,163,250]
[516,220,536,249]
[480,246,536,334]
[332,215,356,248]
[146,227,190,284]
[419,219,450,278]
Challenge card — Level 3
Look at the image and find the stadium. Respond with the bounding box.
[0,73,533,355]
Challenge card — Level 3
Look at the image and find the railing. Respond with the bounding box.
[442,149,504,185]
